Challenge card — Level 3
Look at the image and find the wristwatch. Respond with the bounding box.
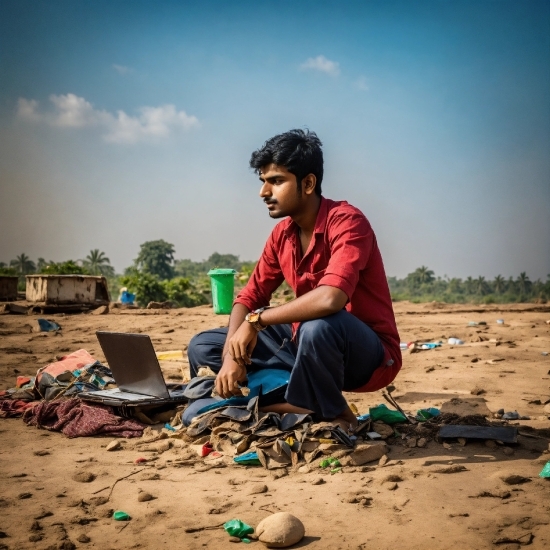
[245,307,267,331]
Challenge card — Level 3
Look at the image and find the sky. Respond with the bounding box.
[0,0,549,281]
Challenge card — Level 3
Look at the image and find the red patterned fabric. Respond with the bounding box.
[23,398,144,438]
[0,398,36,418]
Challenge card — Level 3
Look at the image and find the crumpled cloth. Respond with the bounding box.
[23,398,144,438]
[0,398,36,418]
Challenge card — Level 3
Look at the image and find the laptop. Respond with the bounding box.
[78,331,187,406]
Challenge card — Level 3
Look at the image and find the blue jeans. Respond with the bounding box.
[187,310,384,419]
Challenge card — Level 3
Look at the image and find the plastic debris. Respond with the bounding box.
[416,407,440,421]
[134,457,147,464]
[542,352,549,356]
[201,442,214,457]
[399,342,409,350]
[223,519,254,539]
[420,342,441,350]
[369,403,407,424]
[496,319,504,324]
[36,318,61,332]
[447,338,464,345]
[234,451,261,466]
[356,413,370,422]
[330,467,342,474]
[539,461,550,478]
[319,457,340,469]
[502,411,520,420]
[164,423,176,432]
[113,511,131,521]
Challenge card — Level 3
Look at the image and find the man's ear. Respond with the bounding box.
[302,174,317,196]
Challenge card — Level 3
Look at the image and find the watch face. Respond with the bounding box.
[249,313,260,323]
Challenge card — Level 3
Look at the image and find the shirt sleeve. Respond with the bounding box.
[317,211,374,300]
[234,229,285,311]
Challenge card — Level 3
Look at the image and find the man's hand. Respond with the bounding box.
[227,321,258,368]
[215,354,248,399]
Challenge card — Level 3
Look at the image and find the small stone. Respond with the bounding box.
[345,496,358,503]
[248,484,268,495]
[138,492,154,502]
[385,482,398,490]
[77,534,91,543]
[72,472,95,483]
[406,438,417,448]
[417,438,427,448]
[297,465,310,474]
[485,440,498,449]
[442,442,452,450]
[457,438,467,447]
[91,305,109,315]
[156,440,171,453]
[502,447,514,456]
[470,386,486,396]
[500,474,531,485]
[34,450,51,456]
[378,454,388,466]
[383,474,403,483]
[255,512,305,548]
[58,541,77,550]
[229,536,241,543]
[30,521,42,531]
[18,492,32,499]
[29,534,43,542]
[89,496,108,506]
[106,440,121,452]
[311,477,325,485]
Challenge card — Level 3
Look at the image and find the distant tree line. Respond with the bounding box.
[2,245,548,306]
[388,265,550,304]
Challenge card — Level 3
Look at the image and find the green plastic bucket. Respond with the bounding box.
[208,269,236,314]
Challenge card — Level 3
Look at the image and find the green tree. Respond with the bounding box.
[83,249,114,277]
[135,240,175,280]
[493,275,506,294]
[464,276,475,295]
[413,266,435,284]
[474,276,489,296]
[516,272,531,295]
[10,253,36,275]
[40,260,89,275]
[163,277,209,307]
[120,271,167,306]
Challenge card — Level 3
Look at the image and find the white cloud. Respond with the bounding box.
[112,64,133,75]
[300,55,340,77]
[355,76,369,91]
[17,93,199,143]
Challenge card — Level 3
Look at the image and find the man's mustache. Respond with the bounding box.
[264,199,277,205]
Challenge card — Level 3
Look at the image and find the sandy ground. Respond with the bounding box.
[0,302,549,550]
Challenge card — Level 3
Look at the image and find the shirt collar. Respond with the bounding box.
[283,196,328,238]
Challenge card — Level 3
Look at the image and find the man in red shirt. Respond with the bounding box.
[188,129,401,431]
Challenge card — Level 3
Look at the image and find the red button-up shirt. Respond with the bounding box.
[235,197,401,392]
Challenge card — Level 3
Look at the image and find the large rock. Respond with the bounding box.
[343,442,388,466]
[255,512,305,548]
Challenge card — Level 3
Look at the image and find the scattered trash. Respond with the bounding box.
[542,352,549,356]
[164,423,176,432]
[539,461,550,478]
[502,411,519,420]
[438,425,518,444]
[416,407,440,421]
[34,319,61,332]
[155,350,184,361]
[447,338,464,345]
[134,457,147,464]
[366,431,382,440]
[420,342,441,350]
[223,519,254,539]
[399,342,409,350]
[356,413,370,422]
[113,511,131,521]
[233,452,261,466]
[496,319,504,324]
[106,440,121,452]
[369,403,407,424]
[468,321,478,326]
[201,442,214,457]
[319,457,340,469]
[255,512,305,548]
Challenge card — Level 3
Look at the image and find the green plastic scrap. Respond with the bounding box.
[330,467,342,474]
[319,457,340,469]
[369,404,407,425]
[113,510,131,521]
[234,451,261,466]
[223,519,254,539]
[539,461,550,478]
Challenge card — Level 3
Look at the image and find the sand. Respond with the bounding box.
[0,302,549,549]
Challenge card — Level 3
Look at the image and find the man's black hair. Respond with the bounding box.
[249,129,324,196]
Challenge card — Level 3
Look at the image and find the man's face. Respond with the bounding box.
[258,164,303,219]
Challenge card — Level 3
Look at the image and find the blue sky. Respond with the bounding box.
[1,0,549,280]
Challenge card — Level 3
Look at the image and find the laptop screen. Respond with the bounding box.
[96,332,170,398]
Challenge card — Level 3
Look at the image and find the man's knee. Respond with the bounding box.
[298,317,335,344]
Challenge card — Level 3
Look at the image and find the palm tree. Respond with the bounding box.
[475,276,489,296]
[464,276,475,295]
[516,272,531,296]
[83,249,113,276]
[493,275,506,295]
[416,266,435,284]
[10,253,36,275]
